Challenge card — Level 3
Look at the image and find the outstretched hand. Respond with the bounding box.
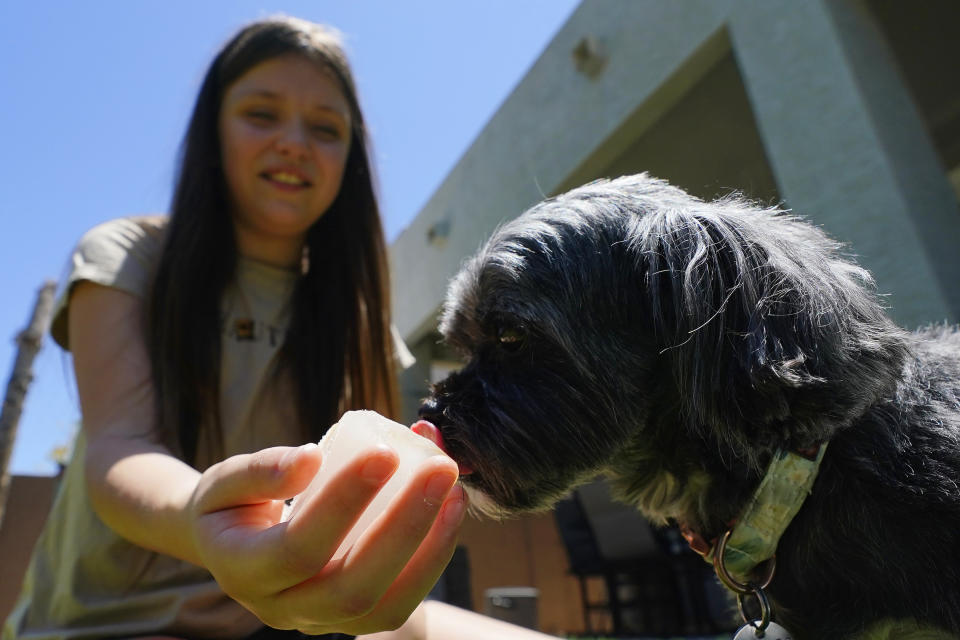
[187,442,466,635]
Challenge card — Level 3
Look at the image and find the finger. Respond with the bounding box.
[188,446,324,603]
[316,485,468,637]
[356,483,468,632]
[260,445,400,588]
[343,455,459,580]
[275,455,459,621]
[194,444,322,515]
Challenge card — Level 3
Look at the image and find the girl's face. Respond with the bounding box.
[219,55,352,267]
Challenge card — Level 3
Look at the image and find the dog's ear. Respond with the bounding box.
[632,196,909,463]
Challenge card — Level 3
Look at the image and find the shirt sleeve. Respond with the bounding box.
[49,217,166,351]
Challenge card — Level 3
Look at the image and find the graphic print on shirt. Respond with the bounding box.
[222,316,288,347]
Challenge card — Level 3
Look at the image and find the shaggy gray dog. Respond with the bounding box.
[419,174,960,640]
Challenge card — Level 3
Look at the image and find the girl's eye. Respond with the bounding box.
[310,124,342,140]
[245,110,276,124]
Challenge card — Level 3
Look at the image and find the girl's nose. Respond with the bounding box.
[274,120,309,159]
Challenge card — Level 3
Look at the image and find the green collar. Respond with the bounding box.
[702,444,828,582]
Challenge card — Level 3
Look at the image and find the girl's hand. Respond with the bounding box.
[187,442,467,635]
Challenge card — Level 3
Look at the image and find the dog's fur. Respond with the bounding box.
[420,174,960,639]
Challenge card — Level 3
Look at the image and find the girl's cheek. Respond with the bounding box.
[314,146,350,173]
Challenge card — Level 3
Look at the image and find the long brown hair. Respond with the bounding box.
[149,17,398,466]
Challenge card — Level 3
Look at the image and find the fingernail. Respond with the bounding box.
[279,443,315,471]
[360,446,397,483]
[441,486,467,525]
[423,470,456,506]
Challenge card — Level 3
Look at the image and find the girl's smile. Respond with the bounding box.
[261,166,313,189]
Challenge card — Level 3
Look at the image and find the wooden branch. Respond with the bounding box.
[0,280,57,528]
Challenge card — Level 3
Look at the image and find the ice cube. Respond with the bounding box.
[282,410,448,560]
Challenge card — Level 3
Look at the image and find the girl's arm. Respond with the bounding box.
[69,281,467,635]
[359,600,561,640]
[71,280,208,564]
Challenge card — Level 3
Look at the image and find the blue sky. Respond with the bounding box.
[1,1,580,475]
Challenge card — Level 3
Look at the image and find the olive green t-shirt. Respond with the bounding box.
[2,216,411,639]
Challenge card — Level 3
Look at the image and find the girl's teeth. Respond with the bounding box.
[270,172,304,185]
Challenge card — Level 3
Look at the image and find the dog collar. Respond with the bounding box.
[683,443,828,583]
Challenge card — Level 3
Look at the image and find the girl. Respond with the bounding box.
[3,16,467,640]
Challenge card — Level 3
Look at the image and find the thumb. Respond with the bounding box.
[193,444,322,514]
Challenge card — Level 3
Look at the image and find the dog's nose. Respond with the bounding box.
[414,404,475,476]
[417,399,444,425]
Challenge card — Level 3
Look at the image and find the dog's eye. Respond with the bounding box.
[497,326,525,351]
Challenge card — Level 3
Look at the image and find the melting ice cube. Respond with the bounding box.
[282,410,448,560]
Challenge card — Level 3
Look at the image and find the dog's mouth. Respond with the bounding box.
[414,398,583,515]
[411,417,562,517]
[411,419,475,476]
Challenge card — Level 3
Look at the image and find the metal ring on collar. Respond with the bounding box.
[737,584,772,632]
[713,529,776,595]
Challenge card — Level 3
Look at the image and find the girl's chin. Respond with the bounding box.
[234,207,325,235]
